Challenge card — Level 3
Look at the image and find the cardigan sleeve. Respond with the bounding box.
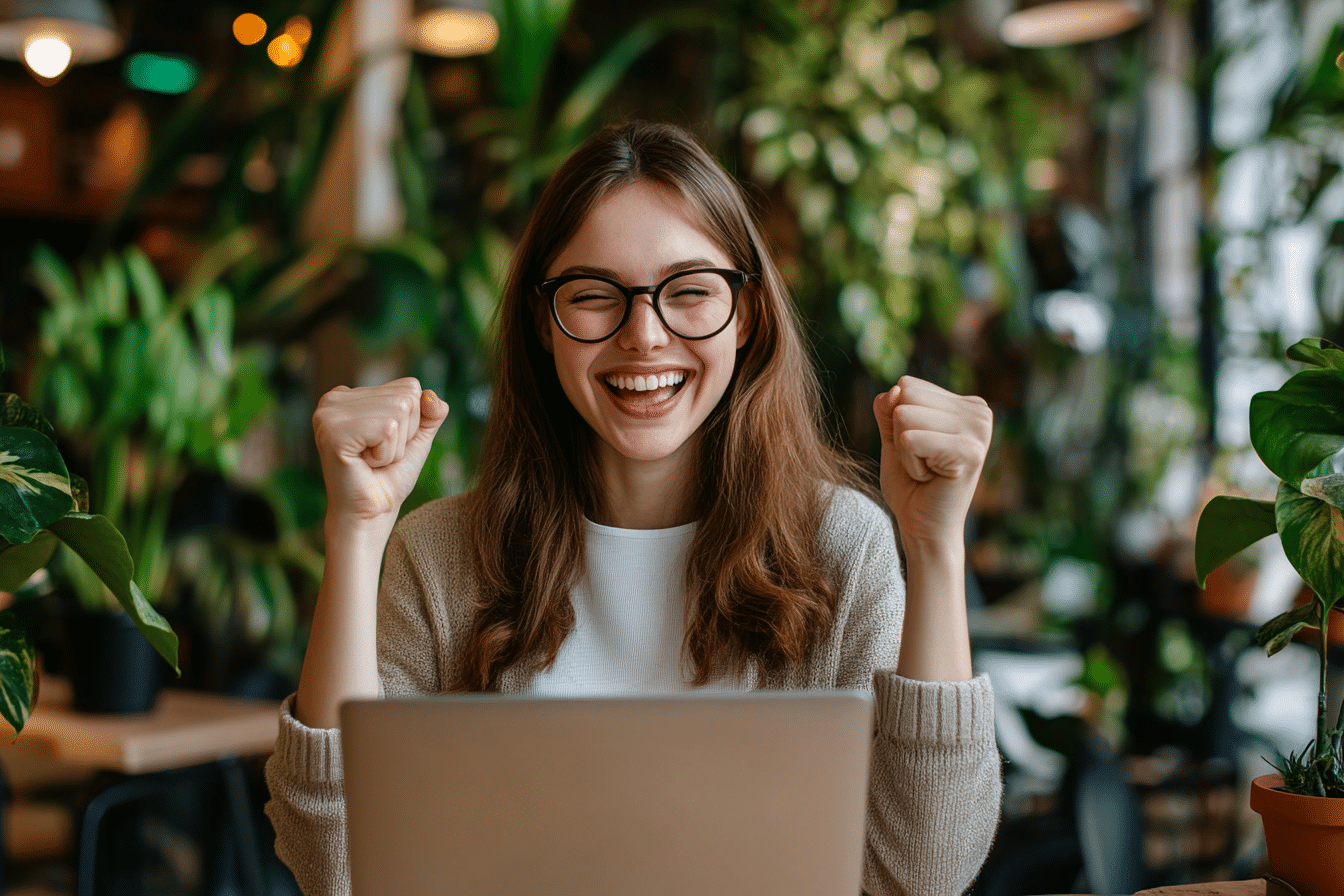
[263,501,458,896]
[863,672,1002,896]
[822,487,1002,896]
[263,696,352,896]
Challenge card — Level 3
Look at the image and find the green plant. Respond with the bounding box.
[0,349,178,733]
[1196,337,1344,797]
[26,242,275,612]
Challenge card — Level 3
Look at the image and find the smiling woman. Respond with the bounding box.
[265,121,1002,896]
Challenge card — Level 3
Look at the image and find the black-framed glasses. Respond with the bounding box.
[536,268,755,343]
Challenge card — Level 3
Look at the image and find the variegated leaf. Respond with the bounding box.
[1256,601,1322,656]
[0,426,74,544]
[0,606,39,733]
[1277,482,1344,611]
[1300,449,1344,511]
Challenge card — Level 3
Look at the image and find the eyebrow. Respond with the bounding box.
[548,258,724,282]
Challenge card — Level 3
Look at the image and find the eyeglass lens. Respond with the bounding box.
[552,271,735,341]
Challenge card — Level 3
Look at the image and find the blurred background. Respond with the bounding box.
[1,0,1343,892]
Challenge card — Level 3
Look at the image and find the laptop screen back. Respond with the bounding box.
[340,692,873,896]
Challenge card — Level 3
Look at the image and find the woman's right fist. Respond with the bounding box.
[312,378,449,524]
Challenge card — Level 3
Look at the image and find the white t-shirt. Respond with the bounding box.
[529,517,696,695]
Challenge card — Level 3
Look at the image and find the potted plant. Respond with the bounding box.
[17,241,274,711]
[1195,336,1344,896]
[0,348,178,732]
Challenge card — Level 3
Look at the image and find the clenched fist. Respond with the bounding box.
[872,376,992,551]
[312,378,449,525]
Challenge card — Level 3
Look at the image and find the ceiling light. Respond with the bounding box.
[408,1,499,57]
[1000,0,1144,48]
[0,0,121,83]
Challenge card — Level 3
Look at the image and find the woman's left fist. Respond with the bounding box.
[872,376,993,549]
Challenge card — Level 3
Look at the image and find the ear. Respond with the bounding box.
[531,291,555,354]
[735,284,755,350]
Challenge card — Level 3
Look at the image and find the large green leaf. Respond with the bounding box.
[1250,368,1344,486]
[0,427,74,544]
[1256,601,1322,657]
[0,606,39,733]
[29,243,80,322]
[1194,495,1279,587]
[1276,482,1344,609]
[99,320,151,437]
[0,530,59,592]
[495,0,573,112]
[191,283,234,374]
[46,514,179,674]
[124,245,167,323]
[1286,337,1344,371]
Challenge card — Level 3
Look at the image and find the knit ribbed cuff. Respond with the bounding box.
[872,671,996,747]
[274,693,346,784]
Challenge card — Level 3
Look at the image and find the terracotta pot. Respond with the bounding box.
[1249,774,1344,896]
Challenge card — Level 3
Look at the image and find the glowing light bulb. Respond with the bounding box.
[233,13,267,46]
[23,33,74,81]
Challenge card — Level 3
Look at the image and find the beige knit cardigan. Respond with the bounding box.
[263,487,1002,896]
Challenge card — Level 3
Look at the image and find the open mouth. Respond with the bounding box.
[602,371,688,408]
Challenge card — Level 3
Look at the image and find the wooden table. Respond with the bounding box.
[1,677,280,896]
[3,677,279,773]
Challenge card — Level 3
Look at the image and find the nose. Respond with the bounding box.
[615,292,670,351]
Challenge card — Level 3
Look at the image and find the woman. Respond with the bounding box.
[265,121,1001,896]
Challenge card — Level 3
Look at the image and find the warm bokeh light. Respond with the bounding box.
[233,13,267,46]
[267,33,303,67]
[285,15,313,45]
[1025,158,1062,192]
[22,34,74,81]
[408,9,499,57]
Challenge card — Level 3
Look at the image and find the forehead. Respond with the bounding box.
[546,181,731,276]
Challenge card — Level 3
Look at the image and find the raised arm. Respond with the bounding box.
[871,375,991,682]
[294,378,448,729]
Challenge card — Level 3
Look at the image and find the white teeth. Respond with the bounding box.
[606,372,685,392]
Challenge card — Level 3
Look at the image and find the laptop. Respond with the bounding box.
[340,691,874,896]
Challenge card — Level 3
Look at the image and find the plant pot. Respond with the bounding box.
[64,609,166,714]
[1250,773,1344,896]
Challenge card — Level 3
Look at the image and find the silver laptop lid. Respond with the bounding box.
[340,691,873,896]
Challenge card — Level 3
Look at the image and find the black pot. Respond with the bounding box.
[64,609,166,714]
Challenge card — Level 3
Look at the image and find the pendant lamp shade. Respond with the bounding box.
[0,0,121,82]
[408,0,498,58]
[1000,0,1144,47]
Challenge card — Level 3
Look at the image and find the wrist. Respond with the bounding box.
[324,509,398,549]
[898,532,966,568]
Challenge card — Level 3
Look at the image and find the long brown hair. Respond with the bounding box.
[460,121,869,691]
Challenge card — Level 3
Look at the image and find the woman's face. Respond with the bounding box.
[537,180,749,478]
